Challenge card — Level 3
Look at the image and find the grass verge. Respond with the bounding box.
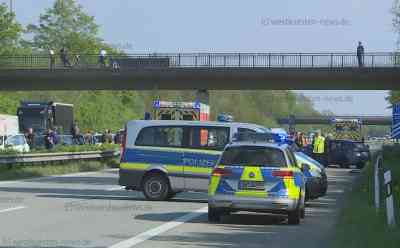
[330,146,400,248]
[0,159,119,181]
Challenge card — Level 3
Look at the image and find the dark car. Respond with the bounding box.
[327,140,370,169]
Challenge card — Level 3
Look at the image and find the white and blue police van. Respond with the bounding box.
[119,120,269,201]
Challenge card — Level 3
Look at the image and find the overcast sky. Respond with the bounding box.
[4,0,396,115]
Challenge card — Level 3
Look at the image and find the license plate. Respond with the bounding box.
[239,181,265,190]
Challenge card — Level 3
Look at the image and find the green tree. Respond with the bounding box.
[0,3,24,55]
[26,0,109,53]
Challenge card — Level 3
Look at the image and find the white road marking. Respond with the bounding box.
[109,206,208,248]
[0,181,18,185]
[106,186,125,191]
[0,206,26,214]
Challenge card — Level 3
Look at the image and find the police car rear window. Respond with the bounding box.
[220,146,287,167]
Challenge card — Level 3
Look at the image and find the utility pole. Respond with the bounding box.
[9,0,13,13]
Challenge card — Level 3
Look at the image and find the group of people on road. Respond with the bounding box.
[292,130,332,167]
[24,123,121,151]
[47,47,119,71]
[24,127,58,150]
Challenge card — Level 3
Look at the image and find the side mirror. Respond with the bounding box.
[301,163,310,172]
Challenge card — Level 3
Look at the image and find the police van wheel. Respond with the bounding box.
[142,174,170,201]
[300,208,305,219]
[288,206,301,225]
[356,162,365,169]
[208,206,222,222]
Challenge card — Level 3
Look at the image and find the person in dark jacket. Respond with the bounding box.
[44,129,55,150]
[60,47,71,67]
[71,122,81,145]
[357,41,364,68]
[25,127,35,150]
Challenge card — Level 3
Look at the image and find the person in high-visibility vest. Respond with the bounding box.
[313,132,326,166]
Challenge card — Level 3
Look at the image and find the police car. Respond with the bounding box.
[269,130,328,200]
[208,133,306,225]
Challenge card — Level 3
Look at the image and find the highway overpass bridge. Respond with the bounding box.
[277,115,392,126]
[0,52,399,91]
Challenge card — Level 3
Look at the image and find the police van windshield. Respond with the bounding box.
[220,146,287,167]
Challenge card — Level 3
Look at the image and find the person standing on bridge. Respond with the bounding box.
[60,47,71,67]
[357,41,365,68]
[48,48,55,70]
[99,48,107,68]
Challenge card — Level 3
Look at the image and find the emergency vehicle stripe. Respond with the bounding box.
[208,166,224,196]
[283,178,300,200]
[234,191,268,198]
[240,167,264,181]
[120,163,212,175]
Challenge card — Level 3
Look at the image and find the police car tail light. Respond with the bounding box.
[272,170,293,178]
[120,126,127,162]
[212,168,231,177]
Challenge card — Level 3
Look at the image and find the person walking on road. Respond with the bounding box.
[313,131,326,166]
[71,122,81,145]
[357,41,365,68]
[295,132,307,149]
[99,48,107,68]
[103,129,113,144]
[48,48,55,70]
[44,129,55,150]
[25,127,35,150]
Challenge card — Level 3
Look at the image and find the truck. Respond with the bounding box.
[0,114,30,152]
[17,101,74,135]
[330,118,363,141]
[152,100,210,121]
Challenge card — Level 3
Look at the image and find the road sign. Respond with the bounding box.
[392,103,400,139]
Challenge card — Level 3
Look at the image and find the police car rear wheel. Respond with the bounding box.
[300,208,305,219]
[208,206,222,222]
[142,174,170,201]
[288,206,301,225]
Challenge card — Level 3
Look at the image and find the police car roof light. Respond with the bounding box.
[233,132,277,143]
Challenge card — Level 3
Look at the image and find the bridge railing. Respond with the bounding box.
[0,52,399,70]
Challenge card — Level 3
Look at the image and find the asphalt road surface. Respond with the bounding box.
[0,167,357,248]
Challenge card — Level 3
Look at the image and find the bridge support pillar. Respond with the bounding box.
[196,89,210,105]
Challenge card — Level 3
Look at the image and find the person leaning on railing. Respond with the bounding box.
[48,48,55,70]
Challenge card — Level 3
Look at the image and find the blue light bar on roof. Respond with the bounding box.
[233,132,277,143]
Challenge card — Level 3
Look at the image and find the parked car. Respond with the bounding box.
[327,140,370,169]
[0,134,30,153]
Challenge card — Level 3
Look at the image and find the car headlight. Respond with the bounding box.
[355,152,361,157]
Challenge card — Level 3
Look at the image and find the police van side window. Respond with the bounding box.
[188,126,229,151]
[135,126,184,147]
[237,128,257,133]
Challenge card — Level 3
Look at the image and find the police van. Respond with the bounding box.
[119,120,269,201]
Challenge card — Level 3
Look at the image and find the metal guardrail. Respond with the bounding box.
[0,52,399,69]
[0,150,119,164]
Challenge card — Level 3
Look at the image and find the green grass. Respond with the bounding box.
[330,146,400,248]
[0,159,119,181]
